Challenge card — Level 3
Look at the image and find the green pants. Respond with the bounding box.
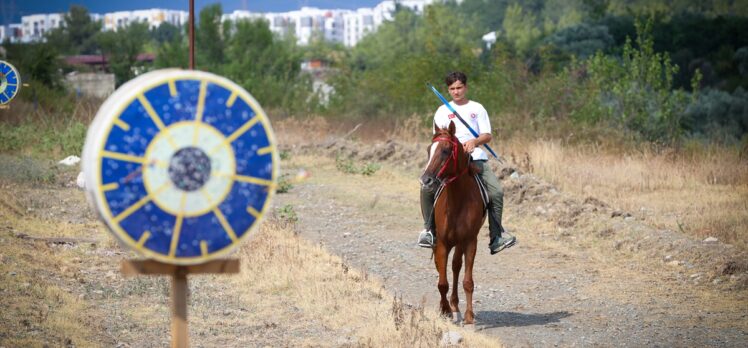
[420,160,504,240]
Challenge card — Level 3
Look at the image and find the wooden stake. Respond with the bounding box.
[121,259,239,347]
[172,268,188,348]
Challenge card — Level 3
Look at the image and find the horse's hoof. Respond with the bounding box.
[451,312,462,324]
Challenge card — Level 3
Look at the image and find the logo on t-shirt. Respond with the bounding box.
[448,113,456,119]
[470,113,477,118]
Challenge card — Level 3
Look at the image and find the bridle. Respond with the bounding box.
[430,134,469,186]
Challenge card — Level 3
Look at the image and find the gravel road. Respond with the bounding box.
[274,153,748,347]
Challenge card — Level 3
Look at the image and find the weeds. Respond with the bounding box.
[276,204,298,224]
[0,155,58,184]
[276,174,293,193]
[335,155,381,176]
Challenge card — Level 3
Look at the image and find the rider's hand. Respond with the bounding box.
[463,140,476,153]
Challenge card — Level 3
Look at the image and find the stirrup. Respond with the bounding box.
[418,230,434,248]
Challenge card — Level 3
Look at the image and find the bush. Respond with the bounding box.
[545,23,614,59]
[582,18,692,142]
[683,87,748,143]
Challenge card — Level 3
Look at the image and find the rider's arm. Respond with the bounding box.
[464,133,491,153]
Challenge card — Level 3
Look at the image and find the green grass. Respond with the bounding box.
[335,155,381,176]
[0,154,59,184]
[0,119,88,158]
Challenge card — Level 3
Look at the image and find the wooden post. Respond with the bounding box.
[121,259,239,347]
[172,267,188,348]
[189,0,195,70]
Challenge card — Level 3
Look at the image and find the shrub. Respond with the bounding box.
[682,87,748,143]
[276,174,293,194]
[276,204,298,224]
[583,17,693,142]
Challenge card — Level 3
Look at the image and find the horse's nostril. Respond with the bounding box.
[420,176,438,190]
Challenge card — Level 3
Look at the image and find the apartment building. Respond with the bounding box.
[0,24,24,43]
[9,0,437,46]
[103,9,188,31]
[20,13,64,43]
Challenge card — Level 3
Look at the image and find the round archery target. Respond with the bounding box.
[83,69,278,265]
[0,60,21,105]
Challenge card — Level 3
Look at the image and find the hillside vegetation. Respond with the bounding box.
[1,0,746,266]
[3,0,747,146]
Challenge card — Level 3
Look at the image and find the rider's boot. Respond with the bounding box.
[489,224,516,255]
[418,185,436,248]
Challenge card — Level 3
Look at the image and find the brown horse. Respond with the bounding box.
[419,121,486,325]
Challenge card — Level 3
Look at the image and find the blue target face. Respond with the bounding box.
[0,61,21,104]
[83,70,278,265]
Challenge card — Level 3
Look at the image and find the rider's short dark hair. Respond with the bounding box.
[445,71,467,86]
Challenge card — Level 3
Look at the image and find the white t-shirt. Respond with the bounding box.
[433,100,491,161]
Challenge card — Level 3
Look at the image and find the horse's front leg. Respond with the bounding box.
[450,246,463,323]
[434,243,451,316]
[463,240,478,324]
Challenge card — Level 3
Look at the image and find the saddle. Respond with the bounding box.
[434,174,490,215]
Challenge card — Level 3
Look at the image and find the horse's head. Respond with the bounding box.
[420,121,468,191]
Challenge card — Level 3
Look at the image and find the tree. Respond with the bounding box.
[97,22,150,86]
[546,23,613,59]
[4,42,63,89]
[153,22,188,69]
[501,3,543,56]
[151,22,182,44]
[154,40,189,69]
[585,18,691,141]
[45,5,102,54]
[330,3,483,117]
[196,4,225,70]
[223,18,306,109]
[457,0,511,32]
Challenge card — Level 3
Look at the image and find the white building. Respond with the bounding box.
[342,8,375,47]
[103,9,188,31]
[13,12,100,43]
[6,24,23,43]
[21,13,64,42]
[223,0,435,47]
[10,0,437,46]
[224,7,348,46]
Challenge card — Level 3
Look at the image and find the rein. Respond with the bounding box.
[432,135,470,186]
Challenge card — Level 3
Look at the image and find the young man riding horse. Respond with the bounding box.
[418,71,516,254]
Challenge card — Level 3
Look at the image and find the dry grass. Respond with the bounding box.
[0,188,103,347]
[502,139,748,251]
[235,219,501,347]
[272,113,748,253]
[334,113,748,252]
[0,169,501,347]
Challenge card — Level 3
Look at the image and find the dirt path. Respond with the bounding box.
[275,153,748,347]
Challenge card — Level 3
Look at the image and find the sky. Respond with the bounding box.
[0,0,385,25]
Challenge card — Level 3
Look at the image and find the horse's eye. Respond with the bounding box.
[441,148,450,155]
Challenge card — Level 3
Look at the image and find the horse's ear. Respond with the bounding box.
[433,121,439,134]
[448,121,456,135]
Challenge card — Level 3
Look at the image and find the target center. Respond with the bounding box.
[168,147,212,191]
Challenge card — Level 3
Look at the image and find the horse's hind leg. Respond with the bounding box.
[463,241,478,324]
[434,245,451,316]
[450,246,463,323]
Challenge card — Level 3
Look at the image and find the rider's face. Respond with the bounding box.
[448,80,468,104]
